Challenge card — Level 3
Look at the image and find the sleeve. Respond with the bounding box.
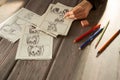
[87,0,103,10]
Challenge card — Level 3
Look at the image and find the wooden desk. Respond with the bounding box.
[0,0,119,80]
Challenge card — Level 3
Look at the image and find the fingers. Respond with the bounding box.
[64,5,84,19]
[64,0,93,20]
[66,10,88,20]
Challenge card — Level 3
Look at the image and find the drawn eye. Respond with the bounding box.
[37,50,40,53]
[52,8,59,14]
[32,51,35,54]
[63,9,69,13]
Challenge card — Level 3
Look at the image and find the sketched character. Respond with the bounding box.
[47,22,57,32]
[26,34,39,45]
[27,45,44,56]
[1,25,16,35]
[54,9,69,23]
[54,17,64,23]
[51,7,60,14]
[29,25,38,34]
[62,9,69,15]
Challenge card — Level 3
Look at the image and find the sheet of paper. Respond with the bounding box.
[0,8,43,43]
[0,16,31,42]
[17,8,44,27]
[39,3,73,37]
[15,25,53,60]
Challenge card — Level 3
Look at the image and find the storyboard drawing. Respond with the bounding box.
[50,7,69,23]
[27,26,44,56]
[26,33,44,57]
[17,8,43,27]
[40,4,72,36]
[0,16,29,42]
[15,25,53,59]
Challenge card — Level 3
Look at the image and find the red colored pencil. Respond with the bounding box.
[73,24,101,43]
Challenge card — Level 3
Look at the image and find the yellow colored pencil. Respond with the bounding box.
[95,21,110,48]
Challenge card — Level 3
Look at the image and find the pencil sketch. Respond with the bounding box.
[15,25,53,60]
[50,7,59,14]
[26,34,39,45]
[47,21,57,32]
[27,45,44,56]
[24,13,35,20]
[17,8,43,27]
[29,25,39,34]
[1,25,16,35]
[50,7,69,23]
[40,3,73,37]
[0,16,30,42]
[0,17,22,35]
[50,7,69,16]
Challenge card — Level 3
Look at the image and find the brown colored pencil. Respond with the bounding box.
[98,29,120,53]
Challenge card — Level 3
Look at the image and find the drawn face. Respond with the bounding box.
[51,8,69,23]
[1,25,16,34]
[51,8,60,14]
[29,26,38,33]
[28,45,44,56]
[27,34,39,45]
[47,22,57,32]
[51,8,69,16]
[62,9,69,15]
[55,17,64,23]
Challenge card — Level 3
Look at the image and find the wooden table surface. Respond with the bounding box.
[0,0,120,80]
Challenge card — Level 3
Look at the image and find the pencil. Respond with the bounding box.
[98,29,120,53]
[80,28,103,49]
[73,24,101,43]
[95,21,110,48]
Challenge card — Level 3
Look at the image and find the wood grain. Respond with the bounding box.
[1,0,117,80]
[46,0,108,80]
[7,0,79,80]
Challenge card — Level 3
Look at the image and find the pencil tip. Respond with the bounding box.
[96,52,101,57]
[97,51,100,54]
[95,44,98,48]
[78,47,81,50]
[96,54,99,57]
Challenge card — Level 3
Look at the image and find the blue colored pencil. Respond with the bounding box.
[79,28,103,49]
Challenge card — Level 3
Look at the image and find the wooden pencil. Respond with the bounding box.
[98,29,120,53]
[95,21,110,48]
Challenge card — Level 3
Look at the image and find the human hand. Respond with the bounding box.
[64,0,93,20]
[0,0,7,6]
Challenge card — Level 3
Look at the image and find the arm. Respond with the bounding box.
[88,0,102,10]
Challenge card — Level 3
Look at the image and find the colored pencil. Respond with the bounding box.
[73,24,101,43]
[95,21,110,48]
[98,29,120,53]
[79,28,103,49]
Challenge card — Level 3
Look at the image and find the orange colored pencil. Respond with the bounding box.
[98,29,120,53]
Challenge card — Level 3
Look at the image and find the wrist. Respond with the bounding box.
[85,0,93,11]
[78,0,93,11]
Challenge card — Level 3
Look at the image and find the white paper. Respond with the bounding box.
[39,3,73,37]
[15,26,53,60]
[0,16,31,42]
[0,8,43,43]
[17,8,44,27]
